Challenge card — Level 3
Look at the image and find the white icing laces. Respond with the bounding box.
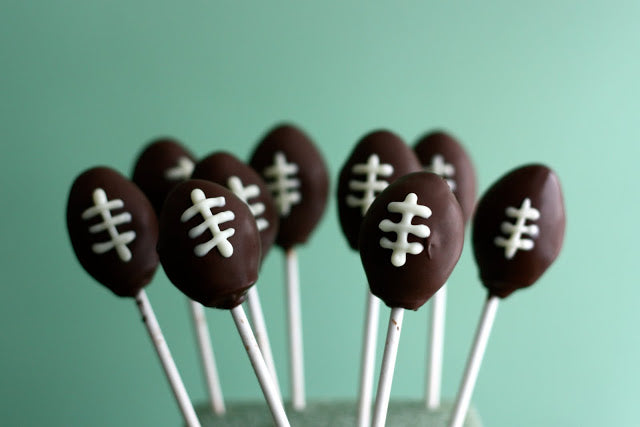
[81,188,136,262]
[346,154,394,216]
[263,151,301,217]
[164,156,195,181]
[227,176,268,231]
[424,154,456,191]
[378,193,432,267]
[494,198,540,259]
[181,189,235,258]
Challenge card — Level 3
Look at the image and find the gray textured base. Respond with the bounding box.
[195,400,482,426]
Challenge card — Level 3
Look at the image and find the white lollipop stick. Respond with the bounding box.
[230,304,291,427]
[371,307,405,427]
[449,296,500,427]
[426,283,447,409]
[188,299,225,415]
[246,285,283,403]
[285,248,305,410]
[135,290,201,427]
[357,290,381,427]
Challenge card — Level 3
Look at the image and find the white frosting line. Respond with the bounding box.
[81,188,136,262]
[263,152,301,217]
[424,154,456,191]
[227,176,269,232]
[494,197,540,259]
[346,154,394,216]
[164,156,195,181]
[181,189,235,258]
[378,193,432,267]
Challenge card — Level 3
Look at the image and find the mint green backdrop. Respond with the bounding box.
[1,2,638,426]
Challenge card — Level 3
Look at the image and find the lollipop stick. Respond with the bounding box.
[371,307,405,427]
[285,248,305,410]
[449,295,500,427]
[357,290,381,427]
[188,299,225,415]
[230,304,291,427]
[246,285,283,403]
[426,283,447,409]
[134,290,201,427]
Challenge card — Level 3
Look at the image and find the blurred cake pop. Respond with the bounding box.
[414,131,476,223]
[132,137,197,214]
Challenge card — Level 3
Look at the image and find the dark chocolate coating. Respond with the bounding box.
[249,124,329,249]
[414,131,477,223]
[337,130,422,250]
[192,151,279,263]
[66,166,159,297]
[472,164,565,298]
[157,179,260,309]
[359,172,465,310]
[132,138,197,214]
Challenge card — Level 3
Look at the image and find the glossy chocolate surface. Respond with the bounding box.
[337,129,422,250]
[359,172,465,310]
[472,164,565,298]
[192,151,278,263]
[66,166,159,297]
[132,137,197,214]
[414,131,477,223]
[157,179,260,309]
[249,124,329,249]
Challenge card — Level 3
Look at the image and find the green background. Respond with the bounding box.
[1,1,638,426]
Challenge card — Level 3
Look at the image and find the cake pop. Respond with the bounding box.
[359,172,465,427]
[414,130,477,409]
[249,123,330,410]
[132,137,197,214]
[66,166,200,427]
[192,151,282,401]
[414,131,477,222]
[157,179,289,427]
[337,129,421,427]
[449,164,565,427]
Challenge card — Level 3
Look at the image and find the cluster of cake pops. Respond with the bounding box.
[66,123,565,427]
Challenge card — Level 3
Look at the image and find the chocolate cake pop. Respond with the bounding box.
[413,130,476,409]
[66,166,159,296]
[449,164,565,427]
[157,179,260,309]
[132,137,197,214]
[249,123,330,410]
[336,129,422,426]
[414,131,476,223]
[66,166,201,427]
[359,172,465,427]
[157,179,289,426]
[338,129,422,249]
[472,164,565,298]
[133,141,227,414]
[192,152,279,262]
[360,172,465,310]
[133,140,230,414]
[249,123,329,249]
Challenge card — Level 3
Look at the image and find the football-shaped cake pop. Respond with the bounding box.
[359,172,465,310]
[337,130,422,250]
[157,179,261,309]
[249,123,329,249]
[472,164,565,298]
[414,131,477,223]
[192,152,279,262]
[132,137,197,214]
[66,166,159,297]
